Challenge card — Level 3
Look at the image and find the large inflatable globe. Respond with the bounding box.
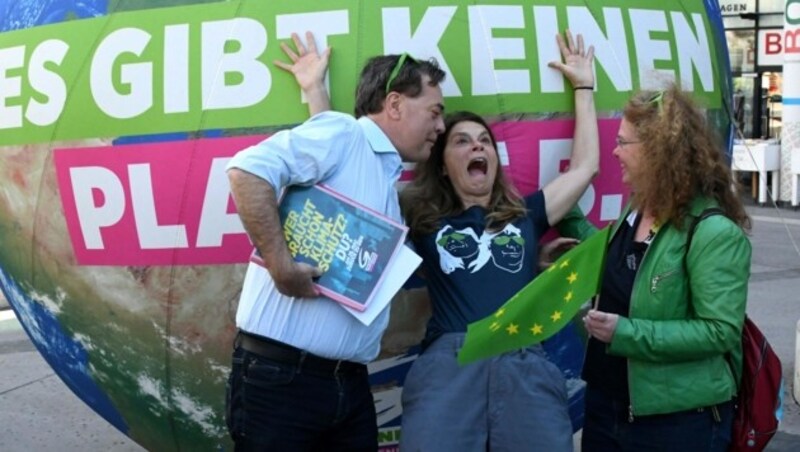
[0,0,732,450]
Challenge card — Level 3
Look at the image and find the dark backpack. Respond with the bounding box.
[686,208,783,452]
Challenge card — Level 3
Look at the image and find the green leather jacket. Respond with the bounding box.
[558,198,750,416]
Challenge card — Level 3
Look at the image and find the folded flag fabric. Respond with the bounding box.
[458,226,611,365]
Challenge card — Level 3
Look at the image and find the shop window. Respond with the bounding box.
[761,72,783,139]
[733,76,756,138]
[726,30,756,73]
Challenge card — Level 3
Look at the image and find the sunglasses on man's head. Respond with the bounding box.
[385,53,418,94]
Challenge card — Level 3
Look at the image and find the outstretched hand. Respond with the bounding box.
[274,31,330,93]
[548,30,595,89]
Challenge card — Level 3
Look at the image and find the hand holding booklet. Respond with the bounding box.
[250,184,421,325]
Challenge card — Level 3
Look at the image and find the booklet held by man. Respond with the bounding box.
[250,184,415,317]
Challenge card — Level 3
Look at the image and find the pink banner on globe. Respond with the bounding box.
[54,119,627,266]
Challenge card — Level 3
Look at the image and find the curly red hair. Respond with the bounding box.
[624,84,750,230]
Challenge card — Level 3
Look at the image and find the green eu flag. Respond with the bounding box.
[457,226,611,365]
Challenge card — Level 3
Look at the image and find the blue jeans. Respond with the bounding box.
[225,343,377,451]
[581,386,733,452]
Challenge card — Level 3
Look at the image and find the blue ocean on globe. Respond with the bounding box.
[0,0,106,32]
[0,266,128,433]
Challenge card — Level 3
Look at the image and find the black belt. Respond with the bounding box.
[235,331,365,376]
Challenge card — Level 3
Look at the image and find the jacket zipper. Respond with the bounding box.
[650,268,679,293]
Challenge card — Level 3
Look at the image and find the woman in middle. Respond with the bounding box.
[397,33,597,451]
[277,30,598,451]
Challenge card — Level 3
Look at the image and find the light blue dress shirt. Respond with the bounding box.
[226,111,403,363]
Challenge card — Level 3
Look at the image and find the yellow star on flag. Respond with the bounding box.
[567,272,578,284]
[550,311,562,322]
[506,323,519,335]
[530,324,543,335]
[564,291,573,303]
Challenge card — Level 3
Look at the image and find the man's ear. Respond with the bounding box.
[385,92,403,120]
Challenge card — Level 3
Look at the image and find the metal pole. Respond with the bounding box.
[784,0,800,205]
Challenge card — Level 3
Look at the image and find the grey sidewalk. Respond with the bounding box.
[0,312,142,451]
[0,200,799,451]
[740,200,800,451]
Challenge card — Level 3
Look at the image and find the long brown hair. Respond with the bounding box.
[401,111,526,240]
[624,84,750,230]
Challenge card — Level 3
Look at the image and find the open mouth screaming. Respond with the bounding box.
[468,157,488,177]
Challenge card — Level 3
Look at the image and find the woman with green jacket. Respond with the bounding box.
[561,84,751,451]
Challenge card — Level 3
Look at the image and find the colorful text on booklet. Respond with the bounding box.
[254,184,408,311]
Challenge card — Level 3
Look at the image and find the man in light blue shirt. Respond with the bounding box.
[225,35,446,451]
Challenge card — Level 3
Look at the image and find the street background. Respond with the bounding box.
[0,200,799,451]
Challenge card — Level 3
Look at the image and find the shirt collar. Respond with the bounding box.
[357,116,399,155]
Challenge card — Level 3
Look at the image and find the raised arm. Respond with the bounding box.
[542,30,599,225]
[274,31,332,116]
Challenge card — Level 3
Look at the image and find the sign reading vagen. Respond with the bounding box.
[0,1,719,147]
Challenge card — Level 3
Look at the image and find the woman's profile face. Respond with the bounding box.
[613,118,643,187]
[441,120,498,204]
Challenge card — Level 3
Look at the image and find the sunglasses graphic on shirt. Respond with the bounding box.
[437,232,468,247]
[492,235,525,246]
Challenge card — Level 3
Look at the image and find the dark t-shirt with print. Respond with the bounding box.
[414,191,550,347]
